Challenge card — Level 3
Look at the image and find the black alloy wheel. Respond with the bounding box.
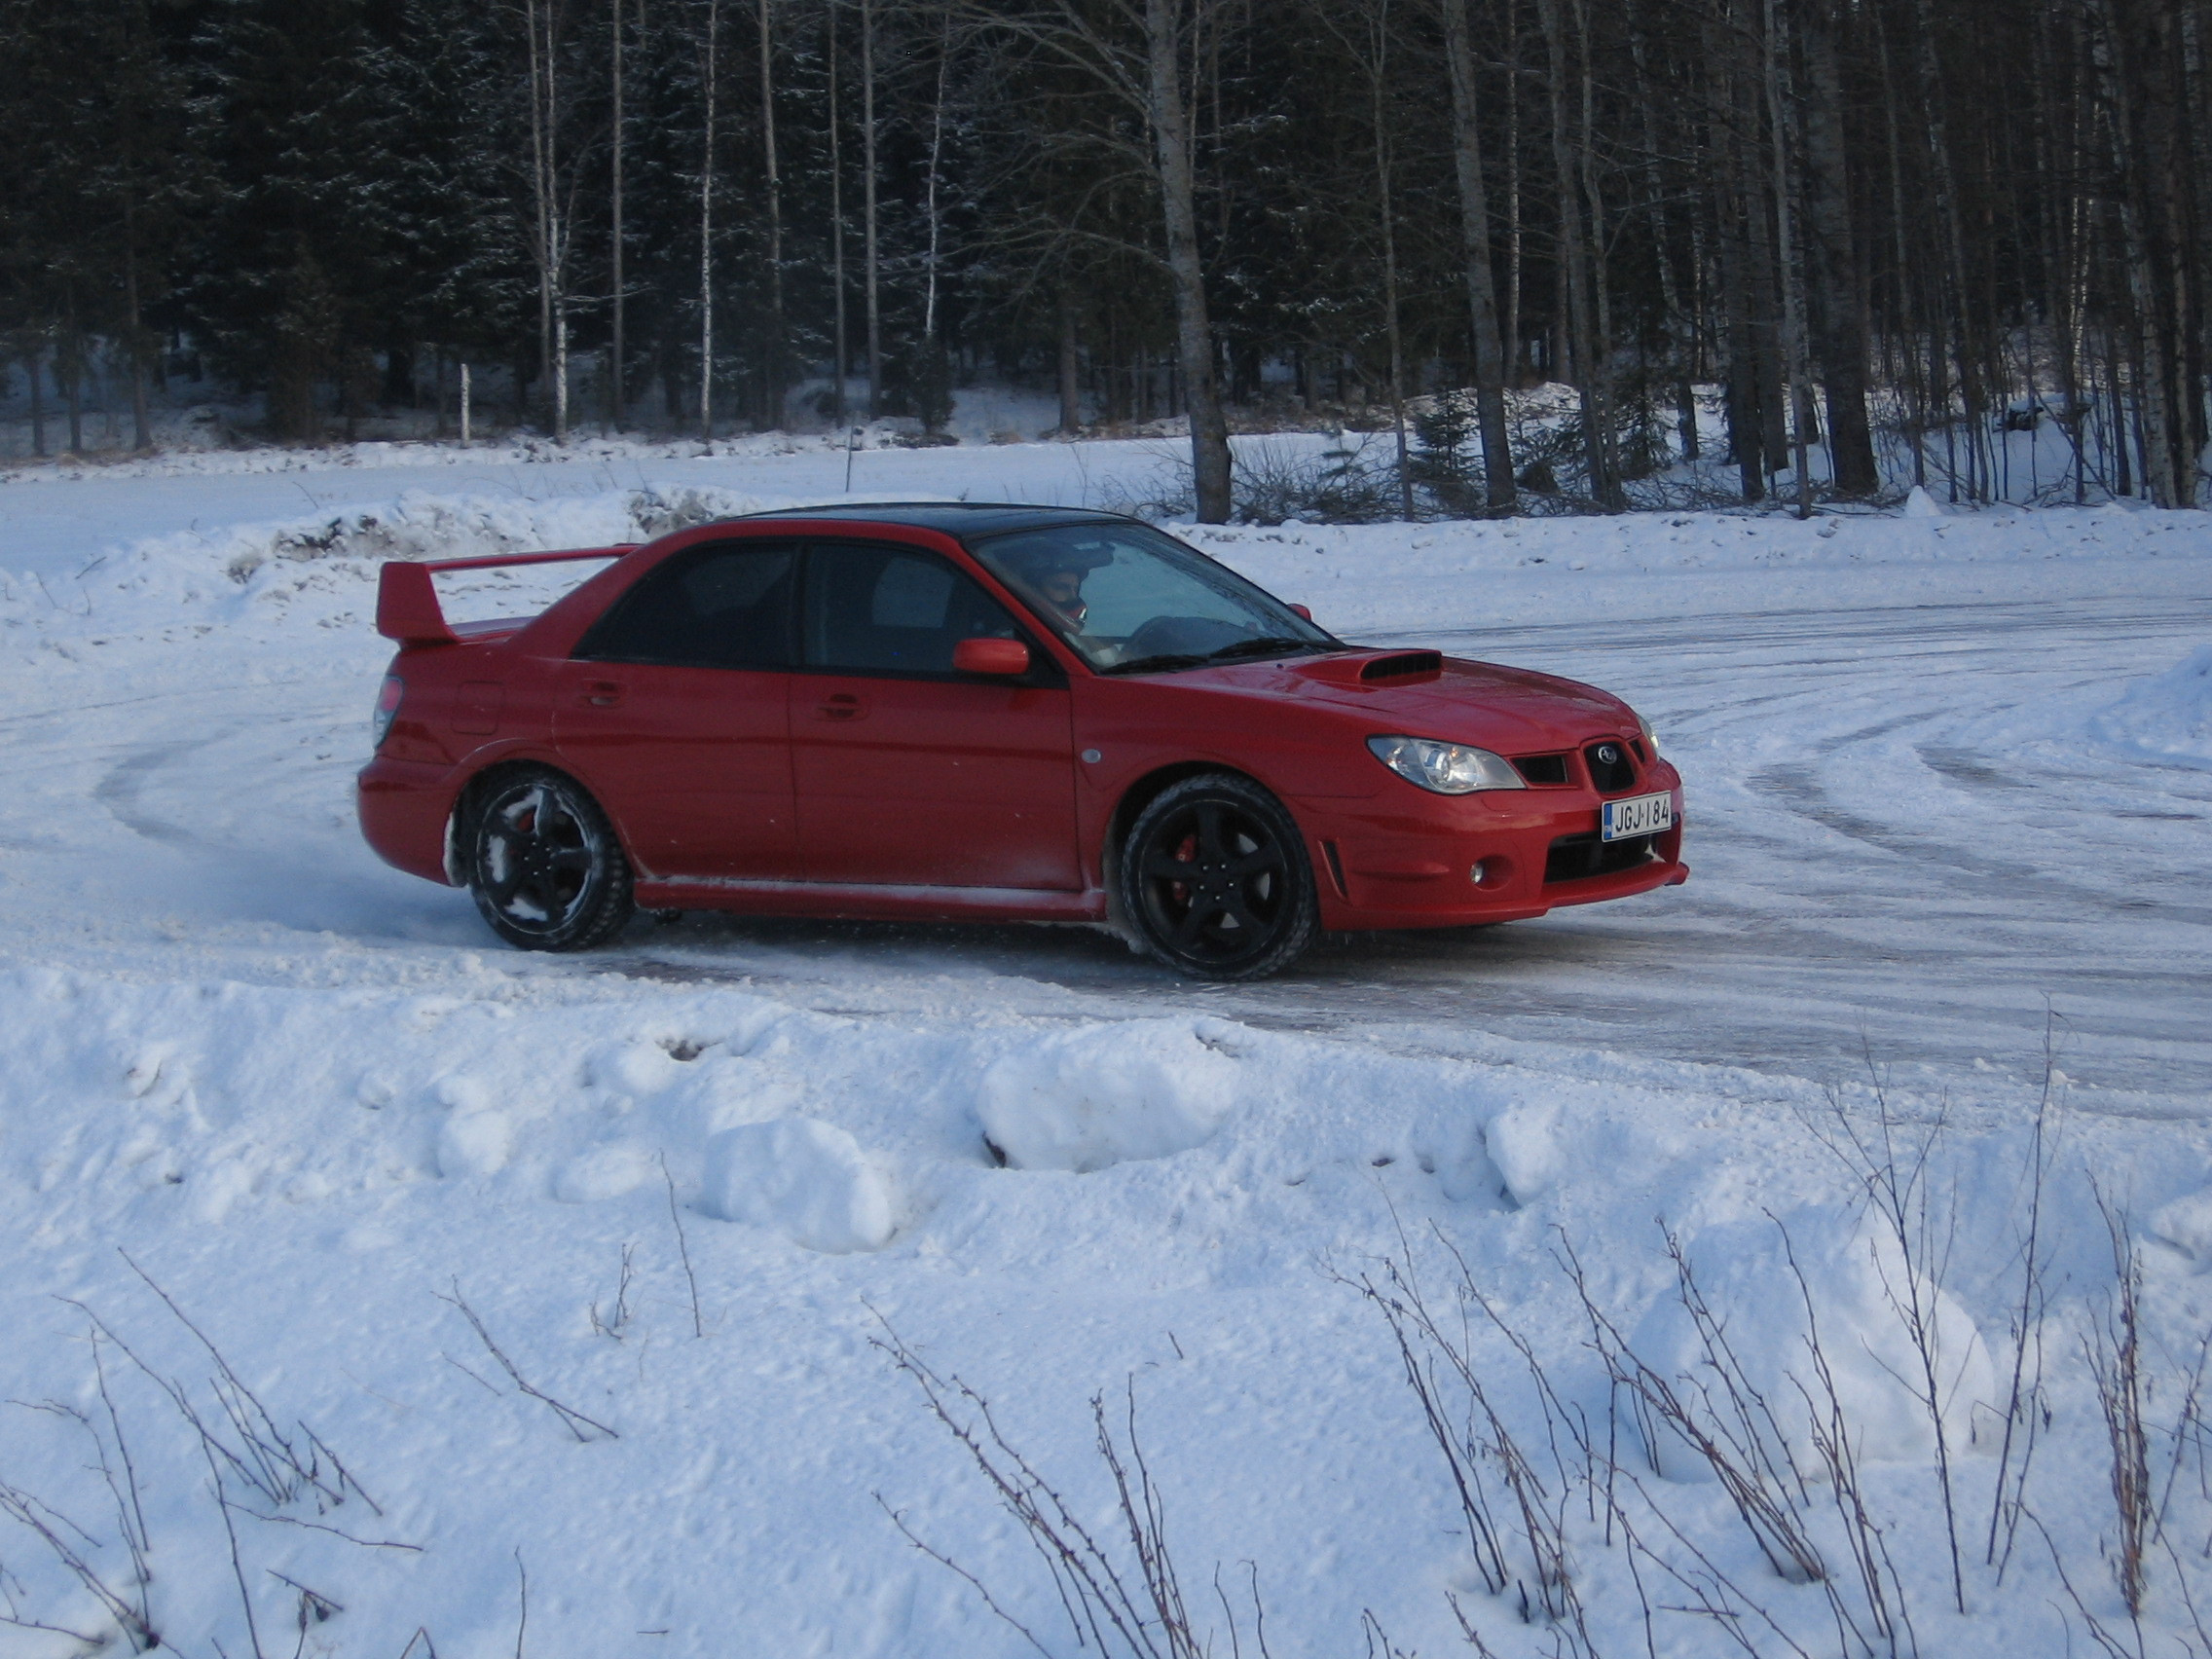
[465,769,635,951]
[1120,773,1318,980]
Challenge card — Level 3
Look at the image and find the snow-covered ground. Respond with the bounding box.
[2,440,2210,1659]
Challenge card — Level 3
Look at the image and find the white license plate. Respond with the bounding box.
[1602,791,1674,842]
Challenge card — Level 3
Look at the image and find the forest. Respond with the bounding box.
[1,0,2206,520]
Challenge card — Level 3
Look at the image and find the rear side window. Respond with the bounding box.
[802,543,1042,677]
[573,541,795,669]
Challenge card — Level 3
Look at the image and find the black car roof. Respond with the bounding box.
[728,501,1135,541]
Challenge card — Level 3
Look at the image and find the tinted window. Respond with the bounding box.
[802,544,1033,677]
[574,542,794,669]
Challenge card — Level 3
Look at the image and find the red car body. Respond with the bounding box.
[358,506,1685,951]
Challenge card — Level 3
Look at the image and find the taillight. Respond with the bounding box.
[372,675,404,747]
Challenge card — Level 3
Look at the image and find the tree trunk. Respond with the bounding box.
[921,12,951,433]
[26,337,46,458]
[1504,5,1524,381]
[63,319,83,454]
[1796,0,1878,496]
[1058,291,1082,432]
[700,0,719,442]
[609,0,625,429]
[828,0,847,426]
[525,0,569,442]
[757,0,784,428]
[1629,26,1696,469]
[1572,0,1623,494]
[1714,131,1767,498]
[124,226,151,452]
[862,0,881,421]
[2093,0,2184,504]
[1535,0,1620,507]
[1440,0,1516,510]
[1146,0,1232,521]
[1368,1,1413,520]
[1763,0,1813,516]
[1911,0,1976,500]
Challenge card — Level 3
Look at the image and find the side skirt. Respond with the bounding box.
[632,876,1112,925]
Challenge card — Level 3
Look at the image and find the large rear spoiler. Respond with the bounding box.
[376,546,636,645]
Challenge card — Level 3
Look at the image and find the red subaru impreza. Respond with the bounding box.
[358,503,1685,979]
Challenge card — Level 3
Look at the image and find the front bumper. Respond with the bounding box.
[1298,774,1687,931]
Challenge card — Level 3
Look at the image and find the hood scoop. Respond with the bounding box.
[1296,649,1446,688]
[1359,649,1443,682]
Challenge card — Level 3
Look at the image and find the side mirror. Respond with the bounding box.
[953,637,1032,676]
[1289,604,1313,622]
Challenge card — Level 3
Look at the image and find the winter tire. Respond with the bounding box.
[1119,773,1318,980]
[464,768,635,951]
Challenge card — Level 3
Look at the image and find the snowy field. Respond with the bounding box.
[2,438,2210,1658]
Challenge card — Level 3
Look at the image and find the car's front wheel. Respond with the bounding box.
[463,768,635,951]
[1119,773,1318,979]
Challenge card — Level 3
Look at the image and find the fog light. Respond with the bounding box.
[1470,861,1488,884]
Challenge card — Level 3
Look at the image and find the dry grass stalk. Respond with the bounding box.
[1771,1222,1919,1659]
[661,1153,705,1339]
[589,1240,639,1341]
[1797,1060,1968,1614]
[0,1474,160,1651]
[2088,1182,2154,1620]
[1341,1238,1593,1648]
[1986,1020,2063,1580]
[874,1320,1230,1659]
[437,1281,619,1443]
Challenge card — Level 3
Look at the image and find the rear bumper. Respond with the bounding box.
[357,756,463,885]
[1299,779,1687,932]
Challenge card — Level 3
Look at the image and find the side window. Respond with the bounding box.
[802,543,1037,677]
[573,542,795,669]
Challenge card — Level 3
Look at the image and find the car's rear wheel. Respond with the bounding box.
[1120,774,1318,980]
[464,768,634,951]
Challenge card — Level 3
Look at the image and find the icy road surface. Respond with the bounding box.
[4,449,2212,1659]
[591,591,2212,1100]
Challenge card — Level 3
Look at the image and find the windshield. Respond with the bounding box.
[968,522,1337,674]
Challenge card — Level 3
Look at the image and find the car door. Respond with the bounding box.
[551,539,799,881]
[791,540,1081,890]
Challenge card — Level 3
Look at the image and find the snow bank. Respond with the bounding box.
[1483,1101,1565,1204]
[973,1020,1241,1172]
[700,1117,899,1252]
[2089,643,2212,767]
[2151,1186,2212,1263]
[1630,1208,1995,1478]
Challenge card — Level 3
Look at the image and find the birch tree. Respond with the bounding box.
[522,0,580,442]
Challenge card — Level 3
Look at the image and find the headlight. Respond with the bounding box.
[1367,735,1527,793]
[1637,712,1659,757]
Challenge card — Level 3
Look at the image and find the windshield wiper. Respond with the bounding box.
[1103,651,1212,676]
[1102,637,1324,677]
[1202,636,1324,662]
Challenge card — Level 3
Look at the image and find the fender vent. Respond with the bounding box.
[1359,650,1443,682]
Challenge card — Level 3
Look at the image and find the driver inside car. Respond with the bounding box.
[993,542,1111,641]
[1034,563,1089,628]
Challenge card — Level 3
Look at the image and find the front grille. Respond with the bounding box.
[1585,740,1638,793]
[1513,753,1569,785]
[1545,831,1655,884]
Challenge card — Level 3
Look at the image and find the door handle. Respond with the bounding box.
[816,691,866,721]
[582,680,625,708]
